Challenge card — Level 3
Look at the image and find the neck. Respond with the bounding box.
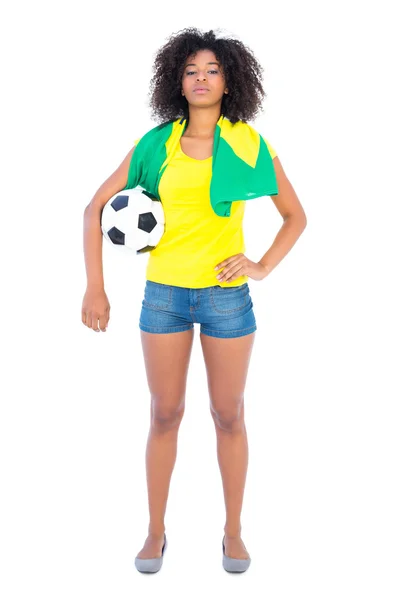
[184,105,223,138]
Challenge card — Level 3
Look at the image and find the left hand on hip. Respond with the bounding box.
[214,253,270,283]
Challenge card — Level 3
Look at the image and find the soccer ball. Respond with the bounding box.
[101,186,165,254]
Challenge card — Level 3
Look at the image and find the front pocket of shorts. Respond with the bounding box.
[142,281,173,310]
[210,283,248,314]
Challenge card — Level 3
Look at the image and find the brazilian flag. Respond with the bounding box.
[124,114,278,217]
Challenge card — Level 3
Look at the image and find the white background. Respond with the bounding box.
[1,0,399,598]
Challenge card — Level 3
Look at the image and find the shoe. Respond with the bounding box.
[222,535,251,573]
[135,534,167,574]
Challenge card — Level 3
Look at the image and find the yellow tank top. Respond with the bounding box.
[135,136,277,288]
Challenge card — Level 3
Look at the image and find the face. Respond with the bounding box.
[181,49,228,108]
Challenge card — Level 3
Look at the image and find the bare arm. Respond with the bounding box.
[258,156,307,274]
[81,145,135,332]
[83,145,135,290]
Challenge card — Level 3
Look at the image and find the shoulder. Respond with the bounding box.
[132,118,179,149]
[260,135,278,160]
[229,118,278,160]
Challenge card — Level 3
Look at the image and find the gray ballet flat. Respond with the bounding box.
[135,534,167,574]
[222,535,251,573]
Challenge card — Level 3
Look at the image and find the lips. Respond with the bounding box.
[193,87,209,92]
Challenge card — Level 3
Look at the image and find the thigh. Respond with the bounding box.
[140,328,195,412]
[200,330,256,412]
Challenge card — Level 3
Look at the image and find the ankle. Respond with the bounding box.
[224,526,242,538]
[148,525,166,538]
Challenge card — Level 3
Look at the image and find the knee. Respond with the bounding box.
[151,400,184,432]
[211,399,245,433]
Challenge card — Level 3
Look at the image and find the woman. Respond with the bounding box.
[82,27,307,573]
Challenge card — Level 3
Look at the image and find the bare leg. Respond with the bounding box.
[200,331,255,559]
[213,407,250,558]
[136,328,194,559]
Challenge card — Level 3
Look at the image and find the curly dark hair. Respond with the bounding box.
[147,27,267,125]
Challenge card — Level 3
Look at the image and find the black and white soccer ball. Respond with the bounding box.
[101,186,165,254]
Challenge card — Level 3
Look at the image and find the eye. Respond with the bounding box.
[186,70,219,75]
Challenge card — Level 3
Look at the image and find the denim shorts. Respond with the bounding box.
[139,280,257,338]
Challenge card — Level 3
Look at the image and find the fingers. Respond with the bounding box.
[99,308,109,332]
[91,314,100,332]
[81,310,109,332]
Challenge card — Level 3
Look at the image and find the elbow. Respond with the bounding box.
[84,201,98,215]
[296,206,307,230]
[285,209,307,230]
